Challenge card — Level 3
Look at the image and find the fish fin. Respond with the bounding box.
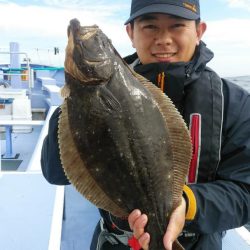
[60,83,70,99]
[99,86,122,113]
[139,78,192,208]
[58,101,127,217]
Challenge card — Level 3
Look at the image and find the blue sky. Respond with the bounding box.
[0,0,250,77]
[201,1,250,20]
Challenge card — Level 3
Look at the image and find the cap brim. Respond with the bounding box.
[124,4,199,24]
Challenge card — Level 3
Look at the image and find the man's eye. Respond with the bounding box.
[173,23,185,28]
[143,25,157,29]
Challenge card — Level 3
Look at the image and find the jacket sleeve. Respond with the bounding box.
[41,107,70,185]
[184,81,250,233]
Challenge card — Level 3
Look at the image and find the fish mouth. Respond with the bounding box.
[65,20,113,84]
[84,58,108,65]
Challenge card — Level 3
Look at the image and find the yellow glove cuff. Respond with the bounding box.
[183,185,197,220]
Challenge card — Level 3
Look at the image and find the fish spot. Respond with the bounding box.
[95,168,100,172]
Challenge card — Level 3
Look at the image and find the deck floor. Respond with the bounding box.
[61,185,100,250]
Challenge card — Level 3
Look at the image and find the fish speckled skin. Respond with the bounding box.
[59,18,192,250]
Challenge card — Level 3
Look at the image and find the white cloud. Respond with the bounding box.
[42,0,129,12]
[43,0,84,6]
[203,18,250,77]
[0,2,132,65]
[226,0,250,11]
[0,2,128,37]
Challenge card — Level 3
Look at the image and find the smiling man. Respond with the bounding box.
[126,13,206,64]
[41,0,250,250]
[123,1,250,250]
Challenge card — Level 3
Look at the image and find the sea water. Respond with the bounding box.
[226,75,250,93]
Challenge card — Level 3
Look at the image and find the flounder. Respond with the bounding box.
[59,18,192,250]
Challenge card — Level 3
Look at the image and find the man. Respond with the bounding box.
[41,0,250,249]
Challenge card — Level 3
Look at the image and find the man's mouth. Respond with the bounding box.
[153,53,177,62]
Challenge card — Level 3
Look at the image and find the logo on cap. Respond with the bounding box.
[183,2,197,13]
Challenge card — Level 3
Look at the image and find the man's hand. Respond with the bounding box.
[128,209,150,250]
[163,197,186,249]
[128,197,186,250]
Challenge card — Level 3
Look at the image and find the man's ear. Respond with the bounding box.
[126,24,135,48]
[196,21,207,44]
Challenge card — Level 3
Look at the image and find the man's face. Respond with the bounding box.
[126,13,206,64]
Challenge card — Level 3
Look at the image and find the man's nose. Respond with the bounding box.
[154,30,172,45]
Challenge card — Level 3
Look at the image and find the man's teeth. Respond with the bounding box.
[155,54,174,58]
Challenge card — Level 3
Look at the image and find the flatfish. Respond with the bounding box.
[58,18,192,250]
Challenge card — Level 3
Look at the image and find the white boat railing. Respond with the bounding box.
[0,106,57,172]
[235,226,250,245]
[0,120,45,171]
[27,105,58,171]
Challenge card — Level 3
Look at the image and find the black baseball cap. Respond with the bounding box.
[125,0,200,24]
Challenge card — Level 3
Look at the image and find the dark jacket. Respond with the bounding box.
[41,42,250,250]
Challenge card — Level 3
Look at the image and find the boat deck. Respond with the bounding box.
[61,185,99,250]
